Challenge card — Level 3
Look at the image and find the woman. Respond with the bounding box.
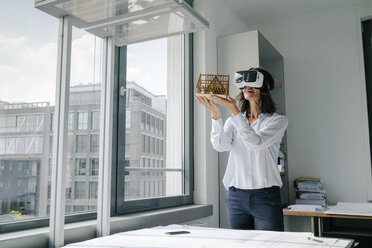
[196,67,288,231]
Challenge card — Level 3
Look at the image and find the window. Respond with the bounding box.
[77,112,88,130]
[141,111,146,129]
[75,158,87,176]
[0,2,58,229]
[49,136,53,154]
[76,135,89,153]
[15,137,25,154]
[155,118,159,134]
[16,116,27,132]
[156,139,160,155]
[115,34,193,213]
[151,137,155,154]
[126,111,131,128]
[74,182,86,199]
[65,28,102,216]
[160,120,164,135]
[151,116,155,132]
[90,134,99,153]
[68,112,75,131]
[90,158,99,176]
[89,182,98,199]
[91,111,100,130]
[0,1,194,234]
[66,187,72,200]
[142,134,145,153]
[146,113,151,131]
[50,113,54,131]
[146,135,150,153]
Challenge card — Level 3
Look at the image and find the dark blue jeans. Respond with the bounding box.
[225,186,284,231]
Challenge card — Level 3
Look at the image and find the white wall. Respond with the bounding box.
[193,0,248,227]
[244,3,372,206]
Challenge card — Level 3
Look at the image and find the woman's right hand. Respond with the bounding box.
[196,95,221,120]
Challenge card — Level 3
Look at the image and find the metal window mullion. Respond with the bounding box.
[183,34,191,195]
[49,15,72,248]
[97,36,115,237]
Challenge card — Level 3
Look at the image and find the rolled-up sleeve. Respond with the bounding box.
[210,117,234,152]
[230,114,288,150]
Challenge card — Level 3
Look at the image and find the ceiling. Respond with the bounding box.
[223,0,368,26]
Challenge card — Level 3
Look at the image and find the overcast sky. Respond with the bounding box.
[0,0,167,105]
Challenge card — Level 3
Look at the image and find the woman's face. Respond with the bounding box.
[242,86,261,101]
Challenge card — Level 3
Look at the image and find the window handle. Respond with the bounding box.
[120,86,127,96]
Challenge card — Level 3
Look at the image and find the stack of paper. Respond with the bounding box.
[324,202,372,216]
[294,177,326,206]
[288,204,323,212]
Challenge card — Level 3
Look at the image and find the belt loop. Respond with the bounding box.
[230,186,236,191]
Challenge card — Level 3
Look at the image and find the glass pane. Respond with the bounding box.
[55,0,174,24]
[123,36,184,202]
[37,0,208,46]
[65,27,102,214]
[0,2,57,224]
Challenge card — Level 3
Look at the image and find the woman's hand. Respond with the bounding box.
[210,95,240,117]
[196,96,221,120]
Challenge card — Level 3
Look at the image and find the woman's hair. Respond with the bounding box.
[236,67,276,114]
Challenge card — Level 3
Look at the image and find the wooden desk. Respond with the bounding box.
[284,210,372,235]
[284,209,372,248]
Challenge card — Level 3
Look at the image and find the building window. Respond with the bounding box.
[15,137,25,154]
[16,116,27,132]
[156,139,159,155]
[76,135,89,153]
[146,113,151,131]
[146,135,150,153]
[155,118,159,134]
[124,160,130,167]
[90,158,99,176]
[68,112,75,131]
[91,111,100,130]
[66,187,72,199]
[89,182,98,199]
[151,137,155,154]
[142,134,145,153]
[26,116,37,132]
[50,113,54,131]
[77,112,88,130]
[151,116,155,132]
[74,182,86,199]
[49,136,53,154]
[90,134,99,153]
[126,111,131,128]
[75,158,86,176]
[159,119,164,135]
[160,140,164,156]
[141,112,146,129]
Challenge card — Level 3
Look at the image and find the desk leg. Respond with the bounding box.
[318,217,323,237]
[311,217,315,234]
[312,217,323,237]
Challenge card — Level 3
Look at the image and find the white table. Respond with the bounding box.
[63,224,354,248]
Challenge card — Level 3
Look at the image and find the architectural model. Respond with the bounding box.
[196,73,229,98]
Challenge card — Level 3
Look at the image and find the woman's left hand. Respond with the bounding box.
[210,95,240,116]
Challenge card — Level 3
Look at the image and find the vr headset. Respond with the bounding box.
[233,69,273,91]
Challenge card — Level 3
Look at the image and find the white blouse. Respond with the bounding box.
[211,112,288,190]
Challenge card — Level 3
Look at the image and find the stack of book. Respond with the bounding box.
[294,177,326,206]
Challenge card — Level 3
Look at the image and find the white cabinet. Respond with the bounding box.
[217,30,288,228]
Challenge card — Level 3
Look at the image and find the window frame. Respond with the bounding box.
[112,33,194,215]
[0,3,194,235]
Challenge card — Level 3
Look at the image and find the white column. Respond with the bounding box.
[49,15,72,248]
[97,36,115,237]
